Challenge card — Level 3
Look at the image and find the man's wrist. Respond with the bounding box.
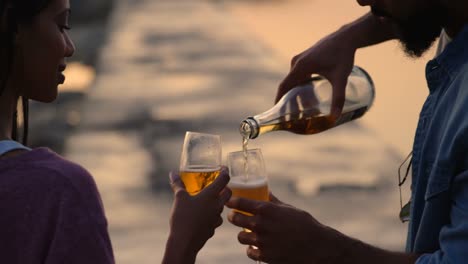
[314,225,351,264]
[321,228,419,264]
[338,12,398,50]
[300,221,419,264]
[298,217,346,263]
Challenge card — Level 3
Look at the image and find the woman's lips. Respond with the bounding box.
[58,72,65,84]
[58,64,67,84]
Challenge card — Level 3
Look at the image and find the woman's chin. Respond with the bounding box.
[22,82,59,103]
[29,91,58,103]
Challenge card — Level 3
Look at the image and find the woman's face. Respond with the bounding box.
[10,0,75,103]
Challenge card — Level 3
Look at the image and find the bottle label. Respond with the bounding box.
[335,106,368,126]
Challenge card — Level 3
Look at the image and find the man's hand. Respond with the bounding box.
[226,193,336,263]
[276,12,398,119]
[163,168,232,264]
[227,193,419,264]
[276,30,356,119]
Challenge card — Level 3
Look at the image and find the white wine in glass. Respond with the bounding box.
[228,149,269,264]
[179,132,222,196]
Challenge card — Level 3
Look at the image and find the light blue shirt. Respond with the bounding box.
[0,140,31,156]
[407,24,468,263]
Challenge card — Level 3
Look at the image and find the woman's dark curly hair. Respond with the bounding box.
[0,0,52,144]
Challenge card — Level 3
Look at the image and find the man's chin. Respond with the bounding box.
[399,37,439,58]
[393,6,446,58]
[395,23,442,58]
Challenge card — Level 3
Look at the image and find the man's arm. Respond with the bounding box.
[341,12,397,49]
[226,194,419,264]
[330,228,419,264]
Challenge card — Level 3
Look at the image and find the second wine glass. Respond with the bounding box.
[228,148,269,264]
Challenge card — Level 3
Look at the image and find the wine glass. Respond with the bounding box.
[228,148,269,264]
[179,131,222,196]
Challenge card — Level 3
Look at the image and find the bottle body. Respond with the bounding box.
[240,66,375,139]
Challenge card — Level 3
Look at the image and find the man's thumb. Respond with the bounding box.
[330,77,347,120]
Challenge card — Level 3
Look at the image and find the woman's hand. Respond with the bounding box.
[163,168,231,264]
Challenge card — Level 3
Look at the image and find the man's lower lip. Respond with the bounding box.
[58,73,65,84]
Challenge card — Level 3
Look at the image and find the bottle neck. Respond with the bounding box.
[240,117,259,139]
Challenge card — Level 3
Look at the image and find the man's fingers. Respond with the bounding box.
[228,211,260,231]
[330,76,348,119]
[277,56,318,103]
[246,246,263,262]
[226,197,264,215]
[276,75,298,103]
[276,69,307,103]
[202,167,230,196]
[238,231,260,247]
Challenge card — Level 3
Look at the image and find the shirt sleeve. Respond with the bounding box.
[416,170,468,264]
[44,166,115,264]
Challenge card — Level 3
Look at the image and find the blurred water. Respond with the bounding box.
[61,0,413,263]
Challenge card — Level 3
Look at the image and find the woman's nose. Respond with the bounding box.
[65,33,75,58]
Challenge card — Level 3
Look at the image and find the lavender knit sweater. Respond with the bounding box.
[0,148,114,264]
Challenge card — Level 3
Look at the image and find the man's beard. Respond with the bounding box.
[373,6,446,57]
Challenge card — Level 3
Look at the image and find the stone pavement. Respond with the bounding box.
[66,0,409,263]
